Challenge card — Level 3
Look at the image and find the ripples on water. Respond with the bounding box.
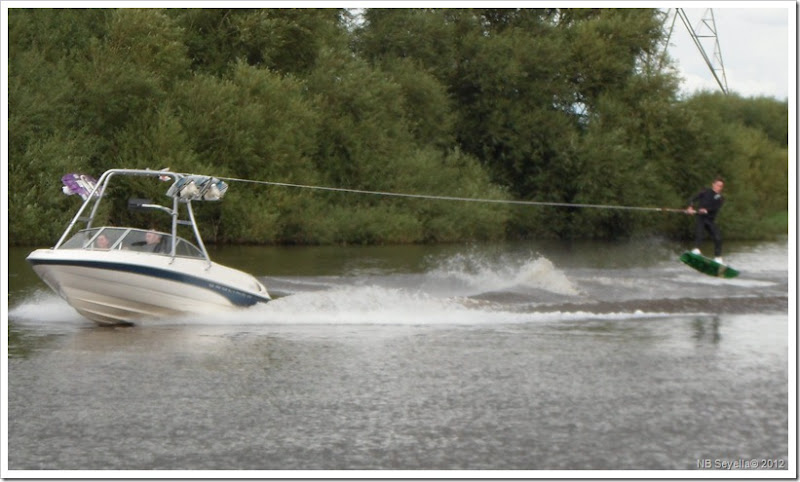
[6,241,791,472]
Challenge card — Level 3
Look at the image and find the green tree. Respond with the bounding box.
[172,8,346,75]
[7,8,789,245]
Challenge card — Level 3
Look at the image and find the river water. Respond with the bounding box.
[4,238,793,474]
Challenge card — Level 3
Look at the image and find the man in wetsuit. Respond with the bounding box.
[686,177,725,263]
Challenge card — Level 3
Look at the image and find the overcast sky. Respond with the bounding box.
[660,5,792,100]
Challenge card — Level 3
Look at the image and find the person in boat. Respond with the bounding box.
[686,177,725,263]
[144,230,168,253]
[94,234,110,250]
[131,229,168,253]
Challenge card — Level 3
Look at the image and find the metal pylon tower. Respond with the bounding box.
[663,8,729,95]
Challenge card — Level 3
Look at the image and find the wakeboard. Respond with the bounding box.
[679,251,739,278]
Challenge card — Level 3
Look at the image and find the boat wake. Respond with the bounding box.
[11,249,787,329]
[10,286,677,329]
[422,253,580,296]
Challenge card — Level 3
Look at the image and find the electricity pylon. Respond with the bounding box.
[663,8,729,95]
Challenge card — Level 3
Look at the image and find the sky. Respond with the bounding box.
[663,4,794,101]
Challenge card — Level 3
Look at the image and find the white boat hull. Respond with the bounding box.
[28,248,270,325]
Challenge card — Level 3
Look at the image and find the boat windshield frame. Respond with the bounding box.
[60,227,206,259]
[53,169,216,266]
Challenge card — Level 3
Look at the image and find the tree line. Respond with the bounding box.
[8,8,788,246]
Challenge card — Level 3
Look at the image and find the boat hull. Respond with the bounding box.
[28,249,270,325]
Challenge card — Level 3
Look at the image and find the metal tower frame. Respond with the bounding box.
[663,8,729,95]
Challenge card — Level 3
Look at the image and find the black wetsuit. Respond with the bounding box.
[689,187,724,257]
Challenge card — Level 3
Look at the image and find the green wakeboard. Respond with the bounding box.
[679,251,739,278]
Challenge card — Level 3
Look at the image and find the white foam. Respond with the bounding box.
[514,257,580,295]
[9,283,678,329]
[674,273,777,288]
[165,285,668,327]
[425,253,579,296]
[9,291,83,324]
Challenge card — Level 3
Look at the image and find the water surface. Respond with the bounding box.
[6,239,791,472]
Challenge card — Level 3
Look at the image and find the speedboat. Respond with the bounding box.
[27,168,271,326]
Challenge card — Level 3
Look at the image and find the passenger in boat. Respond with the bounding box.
[94,234,110,250]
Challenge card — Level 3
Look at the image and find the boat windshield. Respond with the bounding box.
[58,228,205,259]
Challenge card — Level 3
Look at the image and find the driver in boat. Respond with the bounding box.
[132,230,168,253]
[144,230,167,253]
